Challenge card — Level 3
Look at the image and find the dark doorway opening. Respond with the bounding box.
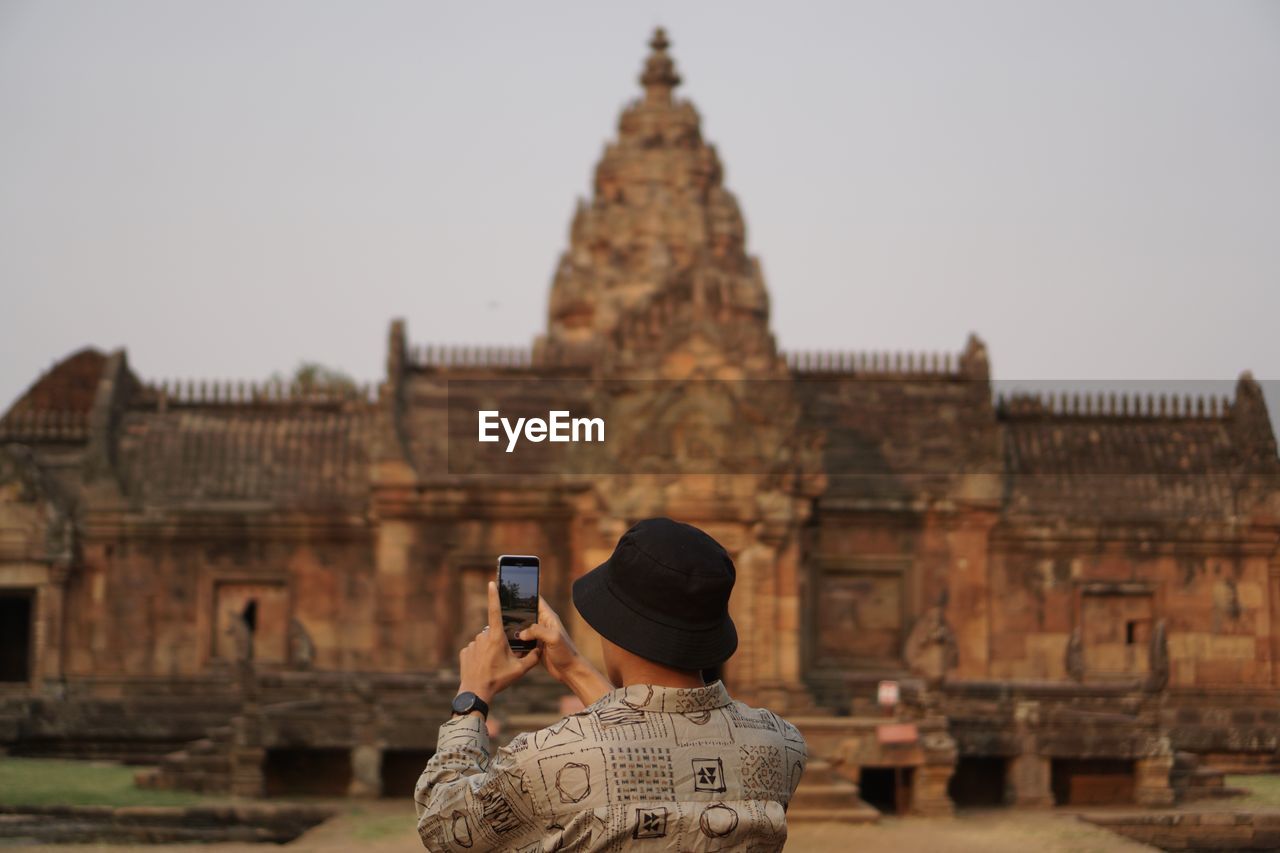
[242,600,258,634]
[949,757,1008,807]
[264,748,352,796]
[380,749,435,799]
[0,591,34,682]
[860,766,913,814]
[1051,759,1135,805]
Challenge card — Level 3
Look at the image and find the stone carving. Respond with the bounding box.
[288,618,315,670]
[227,609,254,663]
[1065,627,1085,683]
[1147,619,1169,692]
[903,594,959,683]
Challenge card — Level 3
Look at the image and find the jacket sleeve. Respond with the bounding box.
[778,716,808,807]
[787,733,808,803]
[414,715,542,852]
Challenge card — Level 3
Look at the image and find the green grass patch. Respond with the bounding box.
[0,757,213,807]
[351,810,413,841]
[1225,774,1280,809]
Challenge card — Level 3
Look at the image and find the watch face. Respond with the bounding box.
[452,692,477,715]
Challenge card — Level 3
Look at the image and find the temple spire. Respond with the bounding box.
[537,27,771,368]
[640,27,681,105]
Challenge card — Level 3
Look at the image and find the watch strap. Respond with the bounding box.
[452,691,490,720]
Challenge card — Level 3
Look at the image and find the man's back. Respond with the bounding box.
[416,681,807,852]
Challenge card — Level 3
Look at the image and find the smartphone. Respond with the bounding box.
[497,555,540,653]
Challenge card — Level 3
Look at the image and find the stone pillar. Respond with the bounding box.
[729,531,769,702]
[1135,740,1175,807]
[374,519,415,671]
[940,507,999,680]
[349,745,382,798]
[1008,701,1054,806]
[39,568,68,684]
[772,531,805,695]
[229,712,265,798]
[913,728,957,817]
[349,684,383,798]
[1007,753,1053,807]
[912,765,956,817]
[229,746,265,798]
[735,522,812,713]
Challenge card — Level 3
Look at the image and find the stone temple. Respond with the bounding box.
[2,29,1278,816]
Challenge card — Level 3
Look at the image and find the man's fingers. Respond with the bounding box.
[537,596,560,627]
[487,581,503,634]
[519,623,552,644]
[519,648,542,673]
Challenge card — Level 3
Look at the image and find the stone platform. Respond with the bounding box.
[1082,811,1280,852]
[0,803,334,845]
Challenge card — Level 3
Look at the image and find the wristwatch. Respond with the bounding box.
[451,691,490,720]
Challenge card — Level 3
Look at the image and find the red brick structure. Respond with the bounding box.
[2,30,1277,813]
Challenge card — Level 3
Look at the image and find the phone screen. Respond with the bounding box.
[498,556,539,652]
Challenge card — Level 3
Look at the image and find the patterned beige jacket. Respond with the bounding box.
[415,681,807,852]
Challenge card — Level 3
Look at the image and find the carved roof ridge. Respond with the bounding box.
[997,390,1232,420]
[0,408,92,442]
[139,379,377,408]
[406,344,532,370]
[785,348,961,377]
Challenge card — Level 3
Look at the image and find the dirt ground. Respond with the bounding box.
[26,800,1157,852]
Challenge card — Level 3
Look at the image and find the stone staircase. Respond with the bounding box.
[1170,751,1249,802]
[135,724,235,795]
[786,758,880,823]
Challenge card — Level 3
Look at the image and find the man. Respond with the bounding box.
[415,517,807,852]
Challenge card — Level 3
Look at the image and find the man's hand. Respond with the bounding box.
[457,581,541,704]
[518,597,613,705]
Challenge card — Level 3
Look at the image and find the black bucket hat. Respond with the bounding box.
[572,517,738,670]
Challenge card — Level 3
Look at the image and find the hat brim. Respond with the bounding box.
[572,559,738,671]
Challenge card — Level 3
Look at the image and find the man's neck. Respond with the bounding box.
[617,664,706,690]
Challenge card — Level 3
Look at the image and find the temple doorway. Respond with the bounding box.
[1051,759,1135,805]
[860,766,913,814]
[380,749,435,798]
[264,748,352,796]
[213,582,288,664]
[949,757,1009,807]
[0,589,34,682]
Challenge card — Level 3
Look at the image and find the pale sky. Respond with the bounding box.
[1,1,1277,416]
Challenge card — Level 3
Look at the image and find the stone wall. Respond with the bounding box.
[987,534,1276,687]
[63,524,377,676]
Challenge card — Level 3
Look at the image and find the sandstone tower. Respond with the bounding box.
[537,28,777,379]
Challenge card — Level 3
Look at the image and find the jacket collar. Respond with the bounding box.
[587,680,733,715]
